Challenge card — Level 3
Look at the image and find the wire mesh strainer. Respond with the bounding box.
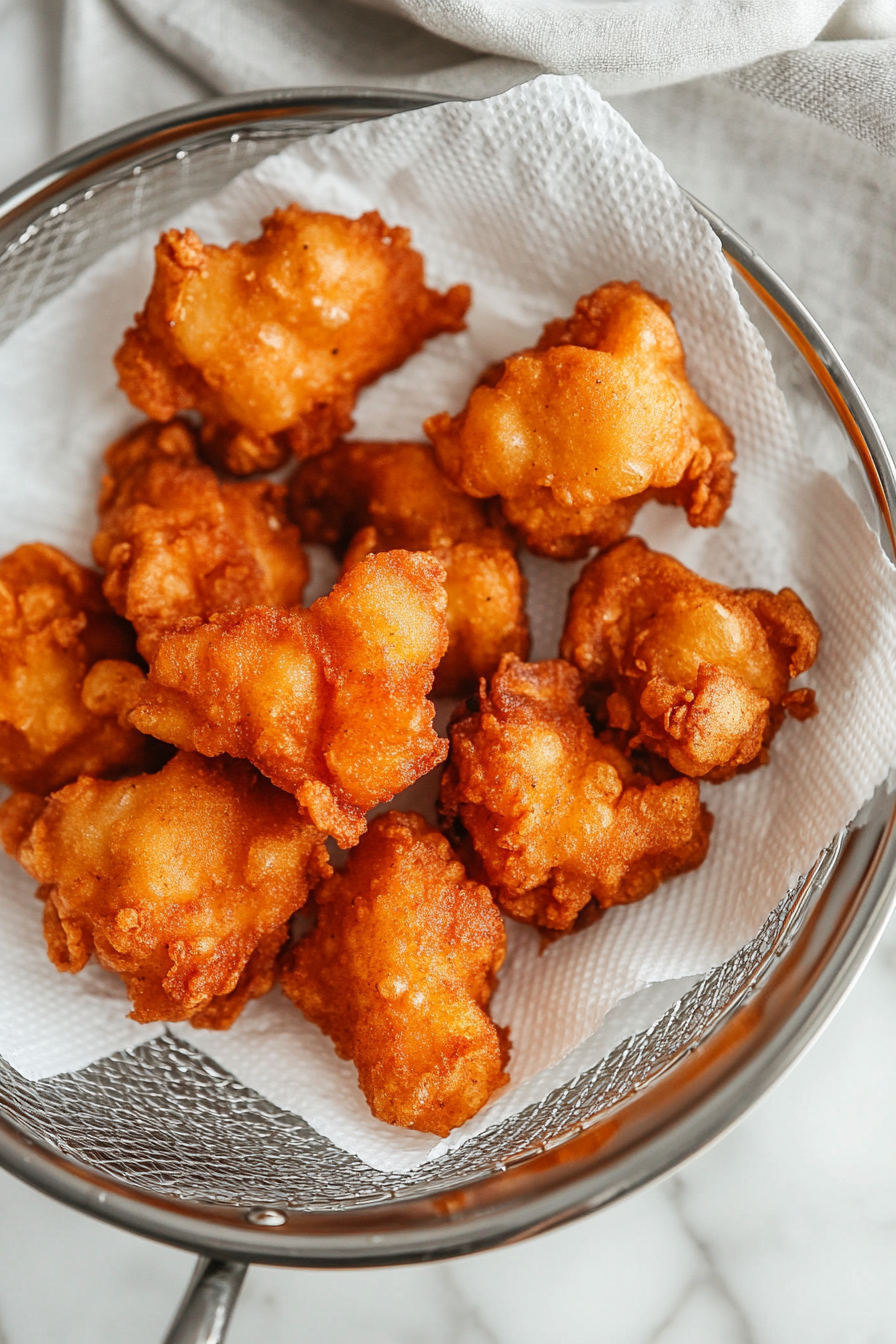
[1,90,895,1344]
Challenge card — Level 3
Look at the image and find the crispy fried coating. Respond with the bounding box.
[131,551,449,847]
[281,811,508,1135]
[440,655,712,931]
[0,752,330,1025]
[291,439,529,696]
[290,437,504,552]
[425,282,735,559]
[0,543,160,793]
[560,537,820,780]
[114,206,471,474]
[92,419,308,659]
[427,541,527,698]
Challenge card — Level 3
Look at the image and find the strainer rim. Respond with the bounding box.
[0,88,894,1266]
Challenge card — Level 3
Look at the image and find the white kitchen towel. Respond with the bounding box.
[115,0,893,99]
[1,77,895,1172]
[42,0,896,155]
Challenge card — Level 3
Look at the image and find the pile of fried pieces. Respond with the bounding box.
[0,204,821,1137]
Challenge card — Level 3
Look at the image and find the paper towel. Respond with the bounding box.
[1,75,895,1173]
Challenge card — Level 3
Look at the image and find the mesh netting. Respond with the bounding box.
[0,841,836,1209]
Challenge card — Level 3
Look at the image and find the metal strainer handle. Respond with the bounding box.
[162,1258,247,1344]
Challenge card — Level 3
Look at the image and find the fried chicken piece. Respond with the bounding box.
[281,811,507,1135]
[92,419,308,660]
[290,436,504,561]
[560,537,820,781]
[114,206,471,474]
[131,551,449,847]
[0,543,161,793]
[425,281,735,559]
[344,526,528,699]
[290,437,503,551]
[0,752,330,1026]
[291,439,529,695]
[440,655,712,931]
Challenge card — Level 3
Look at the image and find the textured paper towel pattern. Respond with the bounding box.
[0,863,159,1079]
[1,77,895,1173]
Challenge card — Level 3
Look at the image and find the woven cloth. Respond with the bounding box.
[39,0,893,153]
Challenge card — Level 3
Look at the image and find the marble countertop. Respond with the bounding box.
[3,5,896,1341]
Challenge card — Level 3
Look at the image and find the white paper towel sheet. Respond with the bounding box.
[1,75,895,1173]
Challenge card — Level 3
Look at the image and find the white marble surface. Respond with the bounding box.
[4,6,896,1342]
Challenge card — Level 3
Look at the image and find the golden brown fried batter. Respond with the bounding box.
[290,437,504,552]
[0,752,330,1026]
[425,541,527,699]
[425,282,735,559]
[291,439,529,696]
[131,551,449,847]
[114,206,471,474]
[560,537,820,781]
[440,655,712,931]
[92,419,308,659]
[0,543,160,793]
[281,811,508,1135]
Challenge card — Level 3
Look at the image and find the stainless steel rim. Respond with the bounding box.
[0,89,450,220]
[1,89,894,1267]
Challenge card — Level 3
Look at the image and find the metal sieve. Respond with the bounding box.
[1,90,895,1344]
